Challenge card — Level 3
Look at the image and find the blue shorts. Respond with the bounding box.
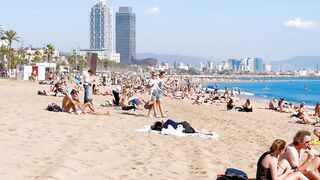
[156,92,162,100]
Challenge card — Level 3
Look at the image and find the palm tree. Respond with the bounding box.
[16,48,27,64]
[32,50,42,63]
[0,45,9,62]
[3,30,19,70]
[44,44,54,63]
[44,44,55,72]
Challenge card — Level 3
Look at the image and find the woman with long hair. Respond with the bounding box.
[256,139,307,180]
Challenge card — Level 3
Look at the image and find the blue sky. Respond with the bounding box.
[0,0,319,61]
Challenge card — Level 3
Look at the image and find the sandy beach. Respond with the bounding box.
[0,80,318,179]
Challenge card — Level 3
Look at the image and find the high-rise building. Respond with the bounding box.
[254,58,263,73]
[116,7,136,64]
[90,0,113,51]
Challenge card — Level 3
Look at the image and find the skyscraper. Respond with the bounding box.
[90,0,113,51]
[254,58,263,73]
[116,7,136,64]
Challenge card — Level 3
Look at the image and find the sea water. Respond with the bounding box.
[206,78,320,108]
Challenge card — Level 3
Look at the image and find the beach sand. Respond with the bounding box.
[0,80,318,179]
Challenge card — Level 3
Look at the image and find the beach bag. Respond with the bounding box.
[179,121,195,133]
[224,168,248,180]
[38,90,45,95]
[47,103,62,112]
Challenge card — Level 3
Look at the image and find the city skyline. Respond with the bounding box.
[0,0,320,61]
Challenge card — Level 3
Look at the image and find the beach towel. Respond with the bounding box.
[136,125,219,140]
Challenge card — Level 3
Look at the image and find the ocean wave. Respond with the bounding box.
[241,92,254,96]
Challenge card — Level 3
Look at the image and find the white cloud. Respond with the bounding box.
[144,7,160,17]
[284,18,316,29]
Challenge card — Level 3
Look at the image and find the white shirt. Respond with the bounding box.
[148,78,159,93]
[82,71,90,85]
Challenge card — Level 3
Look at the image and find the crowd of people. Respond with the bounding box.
[268,97,320,125]
[35,69,320,179]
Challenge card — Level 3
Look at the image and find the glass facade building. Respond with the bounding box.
[116,7,136,64]
[90,0,113,51]
[254,58,263,73]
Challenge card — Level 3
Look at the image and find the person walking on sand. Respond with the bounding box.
[145,71,160,118]
[156,71,171,118]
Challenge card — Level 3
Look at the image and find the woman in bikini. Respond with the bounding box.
[256,139,307,180]
[62,89,109,115]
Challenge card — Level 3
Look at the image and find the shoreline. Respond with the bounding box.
[201,79,319,109]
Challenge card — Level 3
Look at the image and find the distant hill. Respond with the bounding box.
[136,53,217,67]
[271,56,320,71]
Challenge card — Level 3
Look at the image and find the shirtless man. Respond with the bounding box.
[279,130,320,179]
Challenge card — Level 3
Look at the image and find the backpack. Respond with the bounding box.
[223,168,248,180]
[47,103,62,112]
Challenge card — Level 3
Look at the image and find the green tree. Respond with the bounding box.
[32,50,42,63]
[3,30,19,69]
[0,45,9,63]
[44,44,54,63]
[77,56,87,71]
[11,51,23,68]
[17,48,27,65]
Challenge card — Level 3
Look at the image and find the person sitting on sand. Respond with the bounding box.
[192,95,203,105]
[63,89,109,115]
[238,99,253,112]
[119,90,137,111]
[314,102,320,118]
[227,99,235,110]
[92,84,100,95]
[279,130,320,179]
[269,99,277,110]
[256,139,308,180]
[295,103,317,124]
[314,128,320,141]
